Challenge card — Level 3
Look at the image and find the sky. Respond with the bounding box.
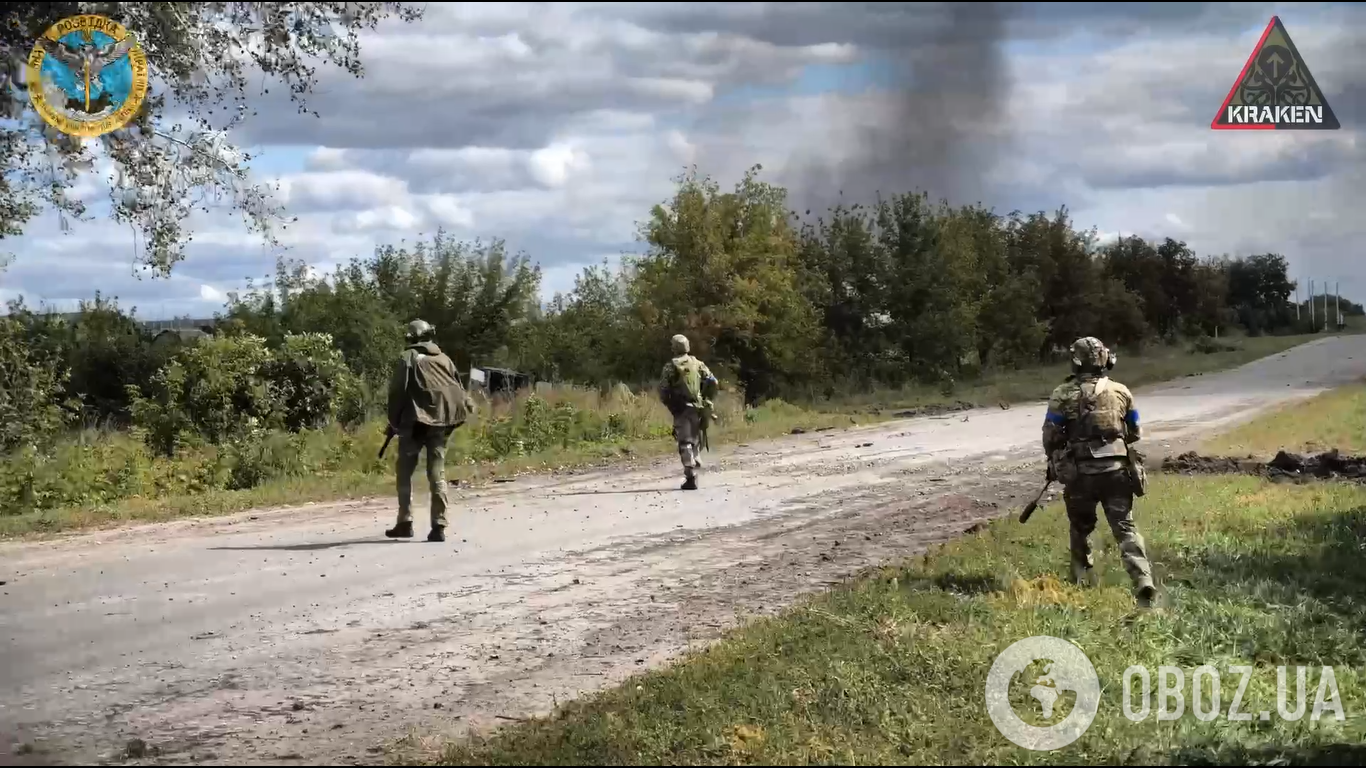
[2,1,1364,319]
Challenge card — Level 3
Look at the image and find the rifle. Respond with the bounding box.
[1018,463,1057,523]
[699,401,713,452]
[379,424,397,459]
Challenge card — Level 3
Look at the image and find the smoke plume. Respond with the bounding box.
[784,2,1015,216]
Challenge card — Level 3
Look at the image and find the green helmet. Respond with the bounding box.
[1070,337,1113,371]
[405,319,436,343]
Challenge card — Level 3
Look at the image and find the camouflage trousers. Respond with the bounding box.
[672,407,701,478]
[396,423,455,529]
[1064,470,1153,589]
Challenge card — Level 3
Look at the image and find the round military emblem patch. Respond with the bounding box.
[26,14,150,138]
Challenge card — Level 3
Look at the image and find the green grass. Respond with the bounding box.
[1203,381,1366,457]
[438,379,1366,765]
[0,332,1341,540]
[0,396,865,539]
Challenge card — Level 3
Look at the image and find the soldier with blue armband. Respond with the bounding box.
[1042,337,1157,608]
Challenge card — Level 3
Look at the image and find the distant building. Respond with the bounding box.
[149,327,213,350]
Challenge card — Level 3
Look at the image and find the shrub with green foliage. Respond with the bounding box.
[264,332,365,431]
[128,334,279,455]
[0,316,77,452]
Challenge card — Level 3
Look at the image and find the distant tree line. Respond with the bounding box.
[1,165,1355,455]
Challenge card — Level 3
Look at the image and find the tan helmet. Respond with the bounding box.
[405,319,436,343]
[670,334,690,355]
[1070,337,1110,371]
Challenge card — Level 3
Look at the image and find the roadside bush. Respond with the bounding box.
[0,317,78,452]
[128,334,279,456]
[127,332,365,457]
[263,332,365,431]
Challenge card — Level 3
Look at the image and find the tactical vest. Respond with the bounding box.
[1068,376,1128,461]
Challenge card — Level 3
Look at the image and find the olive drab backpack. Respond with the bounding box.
[669,355,705,408]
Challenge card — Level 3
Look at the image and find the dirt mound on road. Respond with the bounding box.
[1162,453,1253,475]
[1161,449,1366,483]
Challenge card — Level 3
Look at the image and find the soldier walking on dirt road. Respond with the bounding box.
[1042,337,1158,608]
[658,333,719,491]
[385,319,475,543]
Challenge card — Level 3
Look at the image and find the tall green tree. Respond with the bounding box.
[633,166,822,402]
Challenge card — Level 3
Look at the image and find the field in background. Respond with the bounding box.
[1202,381,1366,456]
[0,332,1345,539]
[826,332,1331,413]
[435,376,1366,766]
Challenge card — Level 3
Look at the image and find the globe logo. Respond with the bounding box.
[985,636,1101,751]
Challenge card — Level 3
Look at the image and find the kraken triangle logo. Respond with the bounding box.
[1212,16,1339,130]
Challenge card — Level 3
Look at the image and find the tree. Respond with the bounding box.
[878,193,979,382]
[0,2,423,273]
[633,166,822,402]
[795,202,895,384]
[1226,253,1295,334]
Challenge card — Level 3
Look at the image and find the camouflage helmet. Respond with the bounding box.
[1070,337,1111,371]
[405,319,436,343]
[670,334,690,355]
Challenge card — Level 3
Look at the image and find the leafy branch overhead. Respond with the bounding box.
[0,1,424,275]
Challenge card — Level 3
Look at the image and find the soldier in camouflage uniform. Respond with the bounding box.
[1043,337,1157,608]
[658,334,718,491]
[385,319,475,543]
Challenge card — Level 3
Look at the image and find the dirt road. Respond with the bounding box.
[4,336,1365,765]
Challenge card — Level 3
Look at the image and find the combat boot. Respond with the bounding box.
[385,521,414,539]
[1071,561,1097,588]
[681,474,698,491]
[427,526,446,543]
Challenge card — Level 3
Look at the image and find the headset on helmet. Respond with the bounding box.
[1070,337,1112,372]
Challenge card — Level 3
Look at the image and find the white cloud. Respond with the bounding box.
[199,284,226,302]
[276,171,409,211]
[527,142,592,188]
[306,147,349,171]
[422,195,477,229]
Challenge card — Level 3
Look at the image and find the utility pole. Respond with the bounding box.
[1336,281,1342,328]
[1310,279,1315,329]
[1295,282,1300,321]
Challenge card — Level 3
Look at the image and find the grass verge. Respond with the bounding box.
[439,381,1366,765]
[0,402,863,539]
[1202,380,1366,457]
[0,332,1338,539]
